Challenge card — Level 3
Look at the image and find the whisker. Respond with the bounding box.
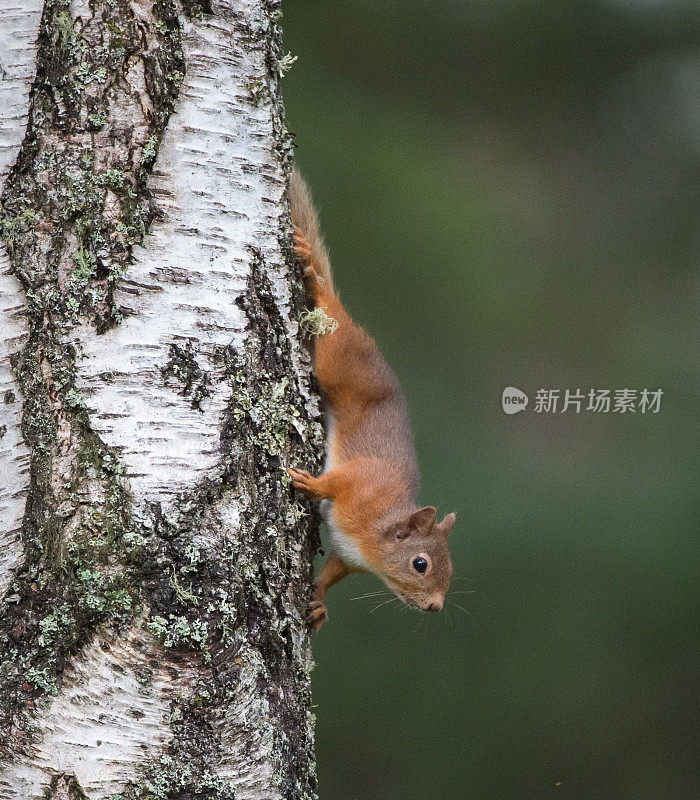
[446,590,476,596]
[349,590,392,601]
[446,599,471,616]
[369,597,400,614]
[444,604,454,630]
[418,609,428,636]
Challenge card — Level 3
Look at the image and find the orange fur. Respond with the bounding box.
[288,169,455,631]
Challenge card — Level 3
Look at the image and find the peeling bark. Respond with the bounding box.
[0,1,321,798]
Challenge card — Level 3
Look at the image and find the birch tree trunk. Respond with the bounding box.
[0,0,323,797]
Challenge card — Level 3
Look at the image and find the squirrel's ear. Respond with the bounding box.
[437,512,456,537]
[392,507,437,540]
[409,506,437,535]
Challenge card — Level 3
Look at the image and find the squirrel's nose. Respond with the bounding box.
[427,598,443,612]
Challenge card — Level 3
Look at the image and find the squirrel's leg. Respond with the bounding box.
[293,226,327,303]
[287,467,341,500]
[309,551,350,631]
[293,229,381,403]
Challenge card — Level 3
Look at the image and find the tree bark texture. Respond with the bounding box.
[0,0,323,798]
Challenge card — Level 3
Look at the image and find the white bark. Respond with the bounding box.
[0,1,320,798]
[0,269,30,597]
[73,0,305,505]
[0,626,186,800]
[0,0,43,595]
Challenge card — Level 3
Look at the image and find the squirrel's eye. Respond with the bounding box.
[412,557,428,574]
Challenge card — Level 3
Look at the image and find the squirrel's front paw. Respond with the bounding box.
[308,599,328,631]
[287,467,316,495]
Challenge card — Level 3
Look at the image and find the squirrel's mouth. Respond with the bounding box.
[383,579,424,611]
[398,593,423,611]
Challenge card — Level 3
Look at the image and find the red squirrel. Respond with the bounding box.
[288,169,455,630]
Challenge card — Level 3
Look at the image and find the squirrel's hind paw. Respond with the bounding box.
[292,227,321,286]
[293,226,313,265]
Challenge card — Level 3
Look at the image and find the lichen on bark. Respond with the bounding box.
[0,0,187,754]
[0,0,321,797]
[2,0,185,329]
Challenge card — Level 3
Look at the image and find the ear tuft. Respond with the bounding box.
[438,512,456,536]
[409,506,437,535]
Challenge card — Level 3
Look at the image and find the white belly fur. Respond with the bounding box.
[321,412,370,571]
[321,499,369,570]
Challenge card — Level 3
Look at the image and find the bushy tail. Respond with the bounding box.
[288,167,334,292]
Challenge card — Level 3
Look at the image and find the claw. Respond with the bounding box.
[308,599,328,631]
[293,227,313,262]
[287,467,314,490]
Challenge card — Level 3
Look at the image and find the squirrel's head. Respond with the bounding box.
[378,506,455,612]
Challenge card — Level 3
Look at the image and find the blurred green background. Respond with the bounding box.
[282,1,698,798]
